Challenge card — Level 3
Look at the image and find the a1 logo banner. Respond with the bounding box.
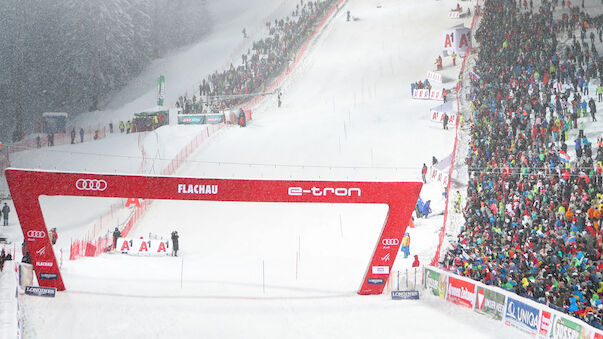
[448,11,460,18]
[116,238,170,256]
[430,111,456,125]
[426,72,442,83]
[429,90,443,100]
[412,89,430,99]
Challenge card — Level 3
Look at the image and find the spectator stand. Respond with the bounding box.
[439,0,603,329]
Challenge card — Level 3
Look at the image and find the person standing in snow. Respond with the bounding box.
[443,112,449,130]
[421,163,428,183]
[412,254,420,268]
[113,227,121,250]
[49,228,58,245]
[401,232,411,258]
[71,128,76,144]
[2,203,9,226]
[79,127,84,142]
[454,191,462,213]
[171,231,179,257]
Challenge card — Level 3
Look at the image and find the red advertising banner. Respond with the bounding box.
[539,310,552,337]
[446,276,476,308]
[5,169,421,294]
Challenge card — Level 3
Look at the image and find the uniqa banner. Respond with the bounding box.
[474,286,506,321]
[504,296,540,334]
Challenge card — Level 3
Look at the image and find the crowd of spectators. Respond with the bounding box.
[175,0,338,114]
[442,0,603,328]
[410,79,433,95]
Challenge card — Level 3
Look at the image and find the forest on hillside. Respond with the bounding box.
[0,0,209,142]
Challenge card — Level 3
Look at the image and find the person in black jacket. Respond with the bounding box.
[171,231,179,257]
[2,203,9,226]
[113,227,121,250]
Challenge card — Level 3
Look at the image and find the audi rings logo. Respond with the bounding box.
[27,230,46,239]
[382,239,400,246]
[76,179,107,191]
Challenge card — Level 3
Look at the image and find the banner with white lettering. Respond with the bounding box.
[424,268,446,298]
[504,296,540,335]
[474,286,506,321]
[116,238,170,256]
[539,310,553,338]
[446,276,476,308]
[550,314,590,339]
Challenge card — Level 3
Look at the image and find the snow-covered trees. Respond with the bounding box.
[0,0,208,142]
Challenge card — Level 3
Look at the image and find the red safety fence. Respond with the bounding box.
[69,234,111,260]
[431,1,480,266]
[69,123,224,260]
[68,1,343,260]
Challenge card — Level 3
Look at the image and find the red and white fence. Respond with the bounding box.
[69,123,225,260]
[0,124,108,176]
[430,1,479,266]
[67,0,343,261]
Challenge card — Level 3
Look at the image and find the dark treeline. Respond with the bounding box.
[0,0,209,142]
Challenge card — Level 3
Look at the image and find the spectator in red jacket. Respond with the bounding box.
[412,255,420,268]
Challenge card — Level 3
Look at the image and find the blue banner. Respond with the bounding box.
[391,290,419,300]
[25,285,56,297]
[204,114,224,124]
[504,297,539,333]
[178,115,204,125]
[178,114,224,125]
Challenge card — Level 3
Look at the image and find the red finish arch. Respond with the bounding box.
[5,168,421,294]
